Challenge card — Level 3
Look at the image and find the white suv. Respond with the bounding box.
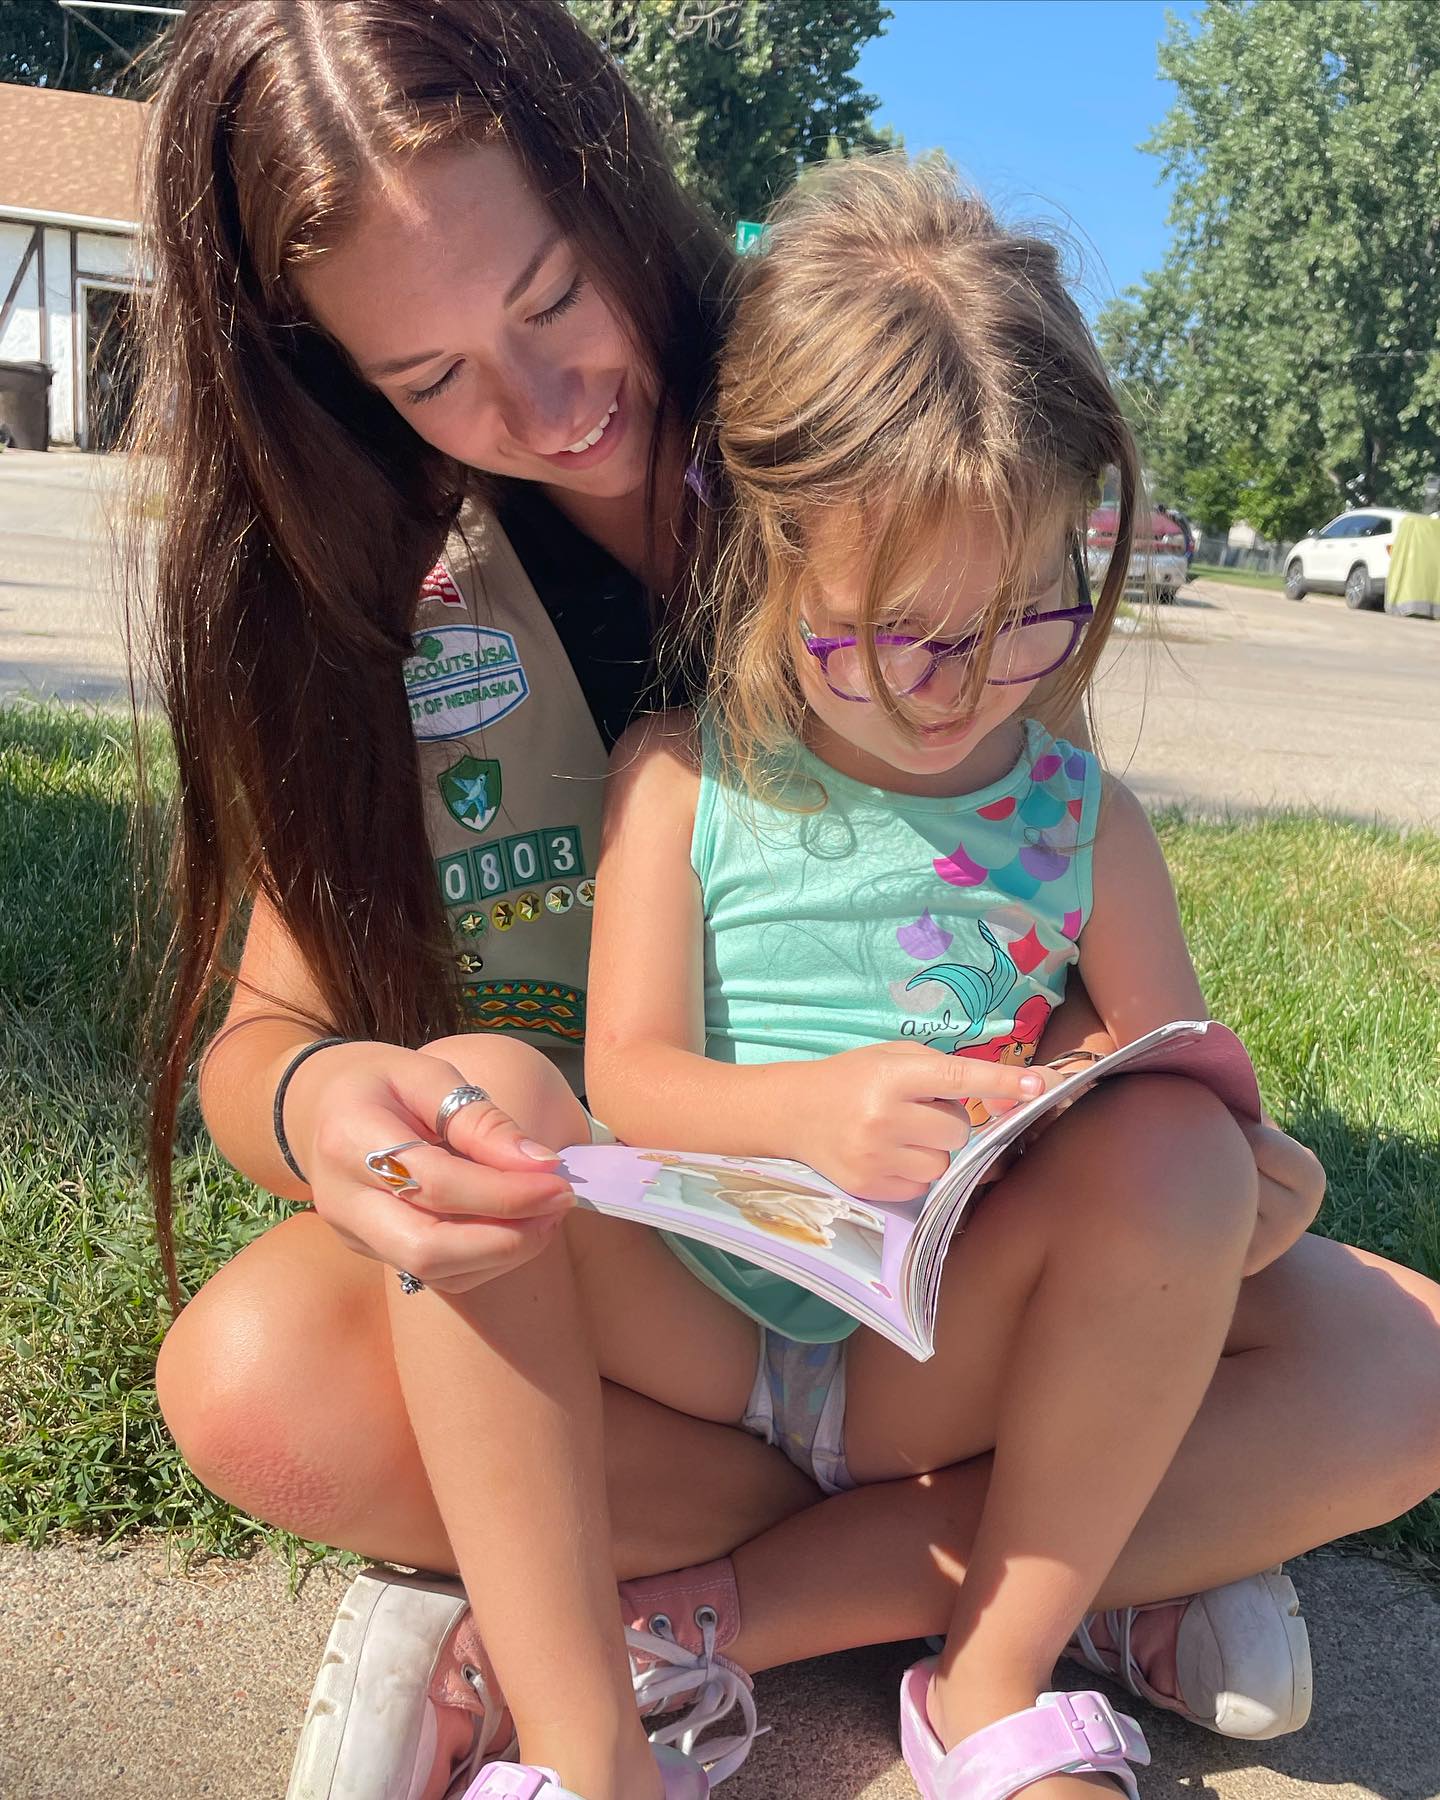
[1284,508,1409,609]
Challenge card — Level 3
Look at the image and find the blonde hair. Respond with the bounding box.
[690,153,1142,801]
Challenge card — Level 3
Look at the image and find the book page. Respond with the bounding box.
[556,1144,925,1335]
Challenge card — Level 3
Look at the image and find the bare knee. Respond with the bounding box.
[423,1032,586,1147]
[1359,1256,1440,1515]
[156,1216,396,1538]
[1054,1075,1259,1270]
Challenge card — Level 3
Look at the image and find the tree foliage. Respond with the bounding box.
[3,1,891,222]
[568,0,892,221]
[0,0,161,95]
[1102,0,1440,540]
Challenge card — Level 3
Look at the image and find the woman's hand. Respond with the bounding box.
[787,1041,1056,1202]
[282,1041,574,1292]
[1239,1114,1326,1277]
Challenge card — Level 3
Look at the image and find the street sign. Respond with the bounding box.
[734,220,766,254]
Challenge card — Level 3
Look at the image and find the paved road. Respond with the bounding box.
[1092,581,1440,830]
[1,1542,1436,1799]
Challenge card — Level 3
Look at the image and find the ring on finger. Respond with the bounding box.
[435,1084,493,1151]
[365,1139,427,1195]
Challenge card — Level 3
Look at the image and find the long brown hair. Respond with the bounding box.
[691,154,1141,803]
[129,0,729,1305]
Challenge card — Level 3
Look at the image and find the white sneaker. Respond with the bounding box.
[286,1568,512,1800]
[1067,1567,1313,1740]
[287,1567,758,1799]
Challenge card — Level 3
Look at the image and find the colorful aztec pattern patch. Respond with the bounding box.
[460,979,586,1043]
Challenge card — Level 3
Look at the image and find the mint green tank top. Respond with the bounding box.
[662,718,1103,1342]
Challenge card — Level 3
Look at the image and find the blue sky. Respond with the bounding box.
[856,0,1204,311]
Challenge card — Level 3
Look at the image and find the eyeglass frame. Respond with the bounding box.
[799,540,1094,703]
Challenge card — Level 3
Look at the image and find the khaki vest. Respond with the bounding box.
[409,504,607,1093]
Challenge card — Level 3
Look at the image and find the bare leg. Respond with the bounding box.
[726,1223,1440,1678]
[388,1231,659,1800]
[836,1077,1256,1792]
[158,1204,815,1574]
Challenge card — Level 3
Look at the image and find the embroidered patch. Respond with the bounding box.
[438,755,502,834]
[405,625,529,741]
[420,560,467,609]
[460,979,587,1042]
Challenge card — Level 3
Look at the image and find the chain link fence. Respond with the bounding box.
[1194,532,1295,575]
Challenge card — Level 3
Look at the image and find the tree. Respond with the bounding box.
[568,0,892,221]
[2,2,892,219]
[1105,0,1440,538]
[0,0,164,95]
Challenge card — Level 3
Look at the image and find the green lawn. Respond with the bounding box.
[2,701,1437,1568]
[1188,561,1288,593]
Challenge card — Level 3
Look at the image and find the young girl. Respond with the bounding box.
[579,156,1304,1799]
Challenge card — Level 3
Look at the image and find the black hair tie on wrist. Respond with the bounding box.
[273,1036,349,1181]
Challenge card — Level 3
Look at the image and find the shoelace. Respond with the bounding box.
[450,1663,518,1796]
[1070,1608,1146,1697]
[445,1608,759,1793]
[628,1607,761,1784]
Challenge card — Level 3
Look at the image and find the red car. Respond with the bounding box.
[1085,505,1189,602]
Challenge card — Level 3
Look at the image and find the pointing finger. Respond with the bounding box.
[893,1049,1056,1104]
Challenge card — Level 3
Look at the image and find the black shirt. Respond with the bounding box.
[498,490,657,751]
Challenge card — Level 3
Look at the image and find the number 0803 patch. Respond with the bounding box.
[436,826,584,909]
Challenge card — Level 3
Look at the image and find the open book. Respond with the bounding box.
[559,1021,1261,1360]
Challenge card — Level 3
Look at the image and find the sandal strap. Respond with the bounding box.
[462,1767,581,1800]
[940,1691,1151,1800]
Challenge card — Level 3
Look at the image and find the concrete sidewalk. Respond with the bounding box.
[0,1541,1435,1798]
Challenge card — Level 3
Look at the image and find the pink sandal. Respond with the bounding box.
[900,1659,1151,1799]
[461,1743,708,1798]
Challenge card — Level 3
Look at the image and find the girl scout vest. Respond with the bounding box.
[409,503,607,1094]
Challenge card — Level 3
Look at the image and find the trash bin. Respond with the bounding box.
[0,360,53,451]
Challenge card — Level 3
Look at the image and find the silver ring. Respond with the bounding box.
[364,1139,427,1195]
[435,1084,493,1150]
[396,1270,427,1296]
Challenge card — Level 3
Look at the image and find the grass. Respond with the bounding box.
[2,701,1438,1569]
[0,700,291,1556]
[1189,561,1288,593]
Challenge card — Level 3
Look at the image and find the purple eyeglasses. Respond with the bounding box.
[800,543,1094,703]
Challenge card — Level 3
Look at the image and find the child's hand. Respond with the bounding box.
[789,1041,1056,1202]
[1239,1114,1326,1277]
